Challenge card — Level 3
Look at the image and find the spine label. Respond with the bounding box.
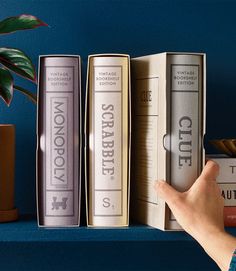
[170,64,200,191]
[46,67,73,92]
[93,65,123,216]
[51,97,68,187]
[220,184,236,206]
[45,66,74,217]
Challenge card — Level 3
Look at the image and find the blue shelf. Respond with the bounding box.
[0,215,226,270]
[0,215,191,242]
[1,215,235,243]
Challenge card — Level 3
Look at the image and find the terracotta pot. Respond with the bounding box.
[0,124,18,222]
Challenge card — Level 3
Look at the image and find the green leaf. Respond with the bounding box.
[14,85,37,104]
[0,47,36,82]
[0,68,13,106]
[0,14,47,34]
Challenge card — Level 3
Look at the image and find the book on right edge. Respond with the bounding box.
[131,52,206,230]
[85,54,131,227]
[208,155,236,227]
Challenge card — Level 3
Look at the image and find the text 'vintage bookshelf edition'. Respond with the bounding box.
[85,54,131,227]
[37,55,81,227]
[131,52,206,230]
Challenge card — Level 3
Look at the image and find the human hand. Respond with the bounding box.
[155,160,224,241]
[155,160,236,271]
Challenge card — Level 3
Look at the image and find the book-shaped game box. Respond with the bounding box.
[131,52,206,230]
[85,54,131,227]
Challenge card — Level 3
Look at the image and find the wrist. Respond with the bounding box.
[196,229,235,271]
[194,226,226,247]
[197,227,226,250]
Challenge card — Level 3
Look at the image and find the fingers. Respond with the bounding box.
[200,160,220,181]
[154,180,182,210]
[154,161,220,214]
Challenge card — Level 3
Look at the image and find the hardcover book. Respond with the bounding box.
[131,52,206,230]
[37,55,81,227]
[209,156,236,226]
[85,54,131,227]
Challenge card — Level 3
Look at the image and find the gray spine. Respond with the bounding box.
[168,54,203,220]
[37,55,81,227]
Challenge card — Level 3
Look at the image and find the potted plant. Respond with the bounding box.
[0,14,47,222]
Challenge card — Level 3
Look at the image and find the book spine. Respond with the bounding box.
[211,157,236,226]
[167,54,203,222]
[88,55,130,227]
[37,56,80,226]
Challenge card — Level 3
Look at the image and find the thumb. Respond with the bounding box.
[200,160,219,181]
[154,180,181,209]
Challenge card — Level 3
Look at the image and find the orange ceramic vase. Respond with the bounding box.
[0,125,18,222]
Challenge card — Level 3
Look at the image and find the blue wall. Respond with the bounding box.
[1,0,236,215]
